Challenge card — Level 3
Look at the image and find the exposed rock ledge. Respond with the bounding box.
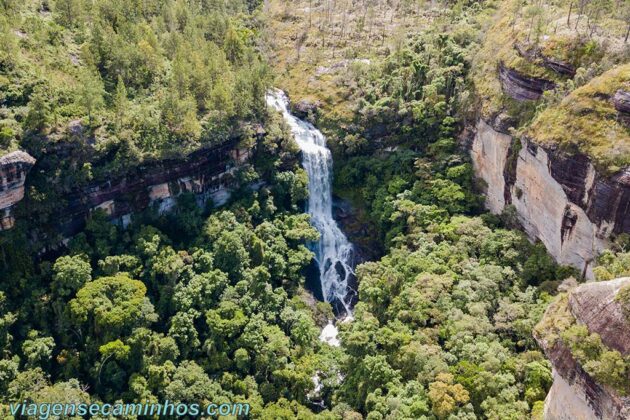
[613,90,630,126]
[514,42,576,77]
[471,119,630,278]
[0,141,252,238]
[56,142,251,238]
[535,278,630,419]
[0,151,36,230]
[498,63,556,101]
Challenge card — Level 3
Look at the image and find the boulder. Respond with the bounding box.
[290,99,321,123]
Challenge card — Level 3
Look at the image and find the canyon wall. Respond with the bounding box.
[471,119,630,278]
[59,142,251,237]
[0,141,251,236]
[0,151,36,230]
[535,278,630,419]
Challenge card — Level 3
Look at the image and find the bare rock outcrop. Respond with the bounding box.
[535,278,630,419]
[470,120,630,278]
[498,63,556,101]
[55,142,251,237]
[569,278,630,354]
[613,90,630,126]
[0,151,36,230]
[613,90,630,114]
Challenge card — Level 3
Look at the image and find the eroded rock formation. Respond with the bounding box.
[471,119,630,278]
[535,278,630,419]
[498,63,556,101]
[514,42,576,77]
[0,151,36,230]
[0,140,253,239]
[613,90,630,126]
[56,142,251,237]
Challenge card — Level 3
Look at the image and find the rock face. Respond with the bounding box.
[536,278,630,419]
[471,119,630,278]
[569,278,630,354]
[290,99,321,123]
[498,63,556,101]
[543,371,602,420]
[55,142,250,237]
[1,141,252,238]
[0,151,36,230]
[613,90,630,126]
[470,120,512,214]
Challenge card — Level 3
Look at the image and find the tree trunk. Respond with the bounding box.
[309,0,313,28]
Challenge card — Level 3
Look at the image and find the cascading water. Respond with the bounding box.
[266,90,356,318]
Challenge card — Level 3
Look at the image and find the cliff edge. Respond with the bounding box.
[0,151,36,230]
[534,278,630,419]
[470,2,630,278]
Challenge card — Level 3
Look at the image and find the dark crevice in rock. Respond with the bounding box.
[560,205,578,245]
[502,138,520,205]
[526,140,538,156]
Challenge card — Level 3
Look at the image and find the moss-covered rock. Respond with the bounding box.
[526,64,630,173]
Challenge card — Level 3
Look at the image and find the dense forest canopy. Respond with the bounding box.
[1,0,269,160]
[1,0,630,419]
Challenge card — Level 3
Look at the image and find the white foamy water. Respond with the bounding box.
[319,321,340,347]
[266,89,355,316]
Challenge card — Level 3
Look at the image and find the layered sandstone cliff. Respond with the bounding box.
[471,119,630,278]
[0,151,36,230]
[498,63,556,101]
[535,278,630,419]
[0,141,251,237]
[57,142,251,237]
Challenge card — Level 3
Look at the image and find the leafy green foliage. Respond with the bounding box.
[1,0,271,161]
[336,209,559,418]
[595,249,630,281]
[0,1,587,417]
[562,324,630,395]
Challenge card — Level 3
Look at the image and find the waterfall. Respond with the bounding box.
[266,90,356,317]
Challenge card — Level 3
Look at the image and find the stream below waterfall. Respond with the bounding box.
[266,90,356,344]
